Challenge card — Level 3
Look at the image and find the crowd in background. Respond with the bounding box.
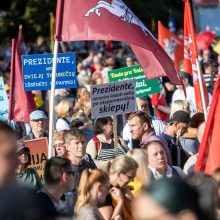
[0,34,220,220]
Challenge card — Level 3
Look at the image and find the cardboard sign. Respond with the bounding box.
[91,79,136,119]
[0,77,9,122]
[24,138,48,181]
[22,52,77,91]
[108,65,160,97]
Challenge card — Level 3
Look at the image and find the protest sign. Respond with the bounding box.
[24,138,48,181]
[22,52,76,91]
[91,79,136,119]
[0,77,9,122]
[108,65,160,97]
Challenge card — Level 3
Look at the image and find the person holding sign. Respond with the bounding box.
[15,141,42,191]
[86,117,129,169]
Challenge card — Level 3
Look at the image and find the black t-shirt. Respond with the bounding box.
[72,159,96,207]
[97,193,113,208]
[37,192,58,218]
[161,133,189,168]
[0,186,48,220]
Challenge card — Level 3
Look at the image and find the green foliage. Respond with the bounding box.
[0,0,183,42]
[0,0,55,41]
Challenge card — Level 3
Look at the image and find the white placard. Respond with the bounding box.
[91,79,136,119]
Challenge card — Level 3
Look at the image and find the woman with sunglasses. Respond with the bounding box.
[98,155,138,220]
[16,141,42,191]
[75,169,110,220]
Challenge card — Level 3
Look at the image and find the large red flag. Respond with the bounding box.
[194,75,220,174]
[55,0,180,84]
[158,22,184,71]
[183,0,208,112]
[8,27,36,122]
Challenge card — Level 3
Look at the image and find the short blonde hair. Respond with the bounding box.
[53,130,64,144]
[54,99,73,118]
[170,100,190,117]
[64,129,85,145]
[106,155,138,175]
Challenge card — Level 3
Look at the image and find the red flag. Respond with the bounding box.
[158,22,184,71]
[8,27,36,122]
[183,0,208,112]
[194,75,220,174]
[55,0,180,84]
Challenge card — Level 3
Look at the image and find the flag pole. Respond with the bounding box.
[113,115,119,156]
[196,59,208,121]
[48,39,59,159]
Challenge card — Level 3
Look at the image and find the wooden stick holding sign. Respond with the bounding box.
[91,79,136,157]
[113,115,119,156]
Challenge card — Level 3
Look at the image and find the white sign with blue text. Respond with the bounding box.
[22,52,77,91]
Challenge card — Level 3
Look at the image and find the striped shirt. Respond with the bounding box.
[97,139,126,161]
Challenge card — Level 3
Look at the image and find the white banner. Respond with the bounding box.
[91,79,136,119]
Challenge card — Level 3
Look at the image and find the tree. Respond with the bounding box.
[0,0,183,42]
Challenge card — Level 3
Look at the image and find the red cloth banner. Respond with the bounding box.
[158,21,184,71]
[183,0,208,112]
[9,27,36,122]
[55,0,180,84]
[195,75,220,174]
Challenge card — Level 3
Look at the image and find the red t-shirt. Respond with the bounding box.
[151,93,169,121]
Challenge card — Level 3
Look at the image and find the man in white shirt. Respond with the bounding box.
[172,71,197,114]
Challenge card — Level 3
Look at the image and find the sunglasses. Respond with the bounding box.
[31,118,46,122]
[53,143,65,148]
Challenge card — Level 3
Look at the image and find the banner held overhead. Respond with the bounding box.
[22,52,76,91]
[108,65,160,97]
[91,79,136,119]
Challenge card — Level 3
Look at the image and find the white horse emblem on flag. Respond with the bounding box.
[84,0,148,36]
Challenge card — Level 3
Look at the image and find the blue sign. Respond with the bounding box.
[22,52,77,91]
[0,77,9,122]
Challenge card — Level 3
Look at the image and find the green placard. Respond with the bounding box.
[108,65,160,97]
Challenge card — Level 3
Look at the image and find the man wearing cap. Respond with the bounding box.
[172,71,196,114]
[16,141,42,191]
[21,110,48,141]
[161,110,192,168]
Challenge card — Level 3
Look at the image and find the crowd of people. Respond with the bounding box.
[0,35,220,220]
